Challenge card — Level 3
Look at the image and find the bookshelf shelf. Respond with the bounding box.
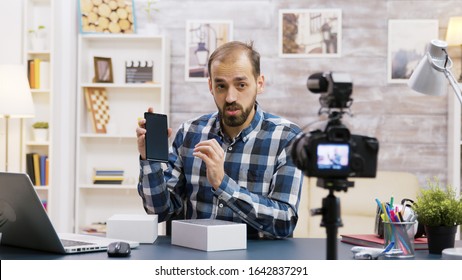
[34,186,50,191]
[27,50,51,55]
[22,0,53,214]
[79,184,137,190]
[80,83,162,88]
[79,133,136,139]
[25,141,50,146]
[75,34,170,235]
[30,89,51,93]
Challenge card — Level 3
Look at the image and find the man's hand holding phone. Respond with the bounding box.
[136,107,172,161]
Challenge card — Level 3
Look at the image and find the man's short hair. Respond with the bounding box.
[207,41,261,80]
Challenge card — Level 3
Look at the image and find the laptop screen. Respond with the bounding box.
[0,172,66,253]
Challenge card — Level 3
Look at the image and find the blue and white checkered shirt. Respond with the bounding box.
[138,104,303,238]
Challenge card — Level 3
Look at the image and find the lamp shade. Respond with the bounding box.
[408,40,452,96]
[0,64,35,118]
[446,17,462,46]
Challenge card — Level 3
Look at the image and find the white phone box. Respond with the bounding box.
[107,214,158,244]
[171,219,247,251]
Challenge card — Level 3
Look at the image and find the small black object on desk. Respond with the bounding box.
[107,242,131,257]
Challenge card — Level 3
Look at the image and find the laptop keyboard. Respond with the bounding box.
[61,239,96,247]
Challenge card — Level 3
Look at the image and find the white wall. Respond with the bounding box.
[0,0,77,232]
[0,0,22,64]
[0,0,23,173]
[51,0,78,232]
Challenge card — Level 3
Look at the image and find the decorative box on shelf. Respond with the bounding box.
[125,60,154,83]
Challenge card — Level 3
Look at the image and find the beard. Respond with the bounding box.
[219,99,255,127]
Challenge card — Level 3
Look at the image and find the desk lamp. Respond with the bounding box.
[446,17,462,82]
[0,64,35,171]
[408,39,462,105]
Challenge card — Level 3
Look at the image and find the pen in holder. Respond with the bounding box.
[374,198,425,238]
[383,221,416,258]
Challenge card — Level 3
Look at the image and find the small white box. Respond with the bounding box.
[107,214,158,243]
[171,219,247,251]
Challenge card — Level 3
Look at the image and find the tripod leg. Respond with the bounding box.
[321,192,343,260]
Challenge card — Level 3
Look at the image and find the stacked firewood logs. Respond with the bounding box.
[80,0,134,33]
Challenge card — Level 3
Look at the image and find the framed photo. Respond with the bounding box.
[279,9,342,58]
[388,19,439,83]
[78,0,136,34]
[185,20,233,82]
[93,57,113,83]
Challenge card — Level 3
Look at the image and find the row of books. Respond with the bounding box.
[27,58,50,89]
[93,169,124,184]
[26,153,49,186]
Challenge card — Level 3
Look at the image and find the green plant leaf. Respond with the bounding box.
[413,176,462,226]
[32,122,49,129]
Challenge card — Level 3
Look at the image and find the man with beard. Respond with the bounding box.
[136,41,303,239]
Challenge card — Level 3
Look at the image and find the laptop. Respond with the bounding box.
[0,172,139,254]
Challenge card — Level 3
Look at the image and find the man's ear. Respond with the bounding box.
[257,75,265,94]
[208,78,213,95]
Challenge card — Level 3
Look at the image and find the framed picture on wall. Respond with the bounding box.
[387,19,439,83]
[93,57,113,83]
[279,9,342,58]
[185,20,233,82]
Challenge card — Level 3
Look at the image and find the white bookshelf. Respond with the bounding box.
[447,83,461,239]
[22,0,54,214]
[75,34,170,235]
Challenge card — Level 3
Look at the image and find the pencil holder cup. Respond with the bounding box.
[383,221,416,258]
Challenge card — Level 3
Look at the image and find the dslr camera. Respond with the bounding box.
[291,72,379,179]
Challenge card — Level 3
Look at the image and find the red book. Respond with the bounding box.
[340,234,428,250]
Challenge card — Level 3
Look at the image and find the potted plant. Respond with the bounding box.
[28,25,47,51]
[32,121,49,142]
[413,177,462,254]
[142,0,160,34]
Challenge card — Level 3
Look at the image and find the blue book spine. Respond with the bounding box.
[40,155,47,186]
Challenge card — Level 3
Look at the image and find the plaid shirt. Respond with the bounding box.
[138,104,303,238]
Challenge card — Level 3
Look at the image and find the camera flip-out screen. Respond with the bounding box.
[316,143,349,172]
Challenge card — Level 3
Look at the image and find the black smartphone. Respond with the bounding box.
[144,112,169,162]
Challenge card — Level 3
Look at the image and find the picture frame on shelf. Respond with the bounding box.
[279,9,342,58]
[78,0,137,34]
[93,57,113,83]
[185,20,233,82]
[387,19,439,83]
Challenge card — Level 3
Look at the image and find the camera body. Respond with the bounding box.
[292,72,379,179]
[295,126,379,179]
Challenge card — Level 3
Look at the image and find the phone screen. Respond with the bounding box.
[144,112,169,162]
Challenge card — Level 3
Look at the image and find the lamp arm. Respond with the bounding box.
[444,68,462,105]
